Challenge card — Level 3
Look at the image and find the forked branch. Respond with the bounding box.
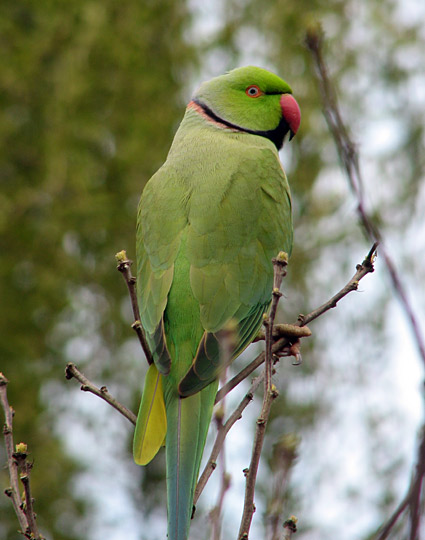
[238,254,288,540]
[64,244,377,540]
[215,242,377,405]
[65,363,137,425]
[305,26,425,540]
[0,374,44,539]
[305,26,425,366]
[116,250,153,365]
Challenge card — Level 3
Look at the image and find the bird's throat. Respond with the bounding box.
[188,99,291,150]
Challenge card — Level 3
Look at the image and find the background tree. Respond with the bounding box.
[1,0,425,539]
[0,1,195,538]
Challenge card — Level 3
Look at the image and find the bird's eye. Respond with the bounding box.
[245,85,262,98]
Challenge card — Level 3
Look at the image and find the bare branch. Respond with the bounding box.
[283,516,298,540]
[115,250,153,365]
[0,374,28,533]
[267,435,299,540]
[13,443,42,539]
[215,244,377,404]
[265,252,289,392]
[1,375,45,539]
[299,242,378,327]
[375,425,425,540]
[68,240,375,534]
[408,426,425,540]
[65,363,137,425]
[238,254,287,540]
[375,498,408,540]
[209,406,231,540]
[305,27,425,540]
[195,374,264,504]
[215,353,265,405]
[304,27,425,367]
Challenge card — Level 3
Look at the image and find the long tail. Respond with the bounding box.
[164,377,218,540]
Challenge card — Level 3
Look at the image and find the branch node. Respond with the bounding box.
[64,362,75,380]
[283,515,298,533]
[271,385,279,399]
[272,287,283,298]
[66,363,137,425]
[115,250,154,365]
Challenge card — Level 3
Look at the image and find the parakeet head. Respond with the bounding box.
[191,66,300,149]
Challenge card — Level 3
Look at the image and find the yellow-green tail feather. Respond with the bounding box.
[133,363,167,465]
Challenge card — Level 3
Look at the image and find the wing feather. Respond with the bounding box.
[179,145,293,396]
[133,364,167,465]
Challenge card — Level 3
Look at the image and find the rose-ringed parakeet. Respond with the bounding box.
[133,66,300,540]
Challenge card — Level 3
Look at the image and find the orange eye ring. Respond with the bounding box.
[245,85,262,98]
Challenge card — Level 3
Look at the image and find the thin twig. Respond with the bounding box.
[265,253,288,393]
[65,363,137,425]
[210,465,230,540]
[1,376,45,539]
[206,246,376,531]
[195,373,264,504]
[268,435,299,540]
[374,426,425,540]
[238,386,279,540]
[0,374,28,534]
[305,26,425,369]
[408,426,425,540]
[305,27,425,540]
[283,516,298,540]
[115,250,153,365]
[374,496,409,540]
[300,242,378,327]
[209,350,233,540]
[238,255,287,540]
[21,474,38,537]
[13,444,41,539]
[215,244,377,404]
[209,403,230,540]
[68,242,375,529]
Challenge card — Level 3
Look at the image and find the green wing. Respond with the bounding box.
[133,363,166,465]
[179,144,292,396]
[136,167,187,373]
[137,139,292,396]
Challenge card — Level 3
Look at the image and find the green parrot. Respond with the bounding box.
[133,66,300,540]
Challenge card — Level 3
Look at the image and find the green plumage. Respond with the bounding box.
[134,66,299,540]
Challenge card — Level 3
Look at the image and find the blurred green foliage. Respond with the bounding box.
[0,0,195,538]
[1,0,424,539]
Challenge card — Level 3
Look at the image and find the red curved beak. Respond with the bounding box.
[280,93,301,140]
